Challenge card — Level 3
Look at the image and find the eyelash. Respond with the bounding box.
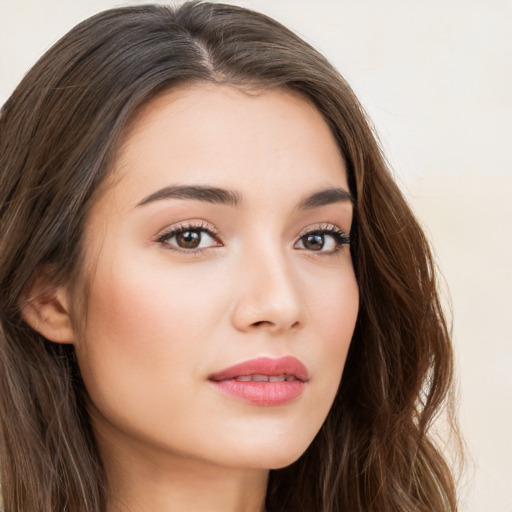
[156,222,220,253]
[296,224,351,254]
[155,222,351,254]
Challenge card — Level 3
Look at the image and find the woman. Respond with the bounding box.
[0,2,459,511]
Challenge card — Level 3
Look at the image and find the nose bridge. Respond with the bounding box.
[231,236,304,333]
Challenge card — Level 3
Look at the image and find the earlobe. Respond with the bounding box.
[20,271,75,344]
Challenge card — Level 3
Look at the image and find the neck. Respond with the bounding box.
[94,413,269,512]
[107,462,268,512]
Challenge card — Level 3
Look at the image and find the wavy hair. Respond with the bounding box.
[0,2,458,511]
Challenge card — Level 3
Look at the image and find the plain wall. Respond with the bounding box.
[1,1,511,510]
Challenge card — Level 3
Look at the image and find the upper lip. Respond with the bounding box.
[209,356,309,382]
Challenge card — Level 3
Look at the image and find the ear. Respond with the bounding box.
[20,268,75,344]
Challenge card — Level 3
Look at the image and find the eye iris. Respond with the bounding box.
[303,233,324,251]
[176,230,201,248]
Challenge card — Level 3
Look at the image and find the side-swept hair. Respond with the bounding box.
[0,2,458,511]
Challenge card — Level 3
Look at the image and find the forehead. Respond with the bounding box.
[105,83,349,209]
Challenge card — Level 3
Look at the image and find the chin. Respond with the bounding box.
[215,429,316,471]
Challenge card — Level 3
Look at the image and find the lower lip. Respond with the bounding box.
[209,379,305,406]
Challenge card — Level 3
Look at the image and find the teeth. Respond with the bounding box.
[233,375,296,382]
[251,374,268,382]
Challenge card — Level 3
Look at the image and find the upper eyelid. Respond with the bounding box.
[155,221,218,240]
[154,223,221,254]
[297,223,350,238]
[153,221,350,245]
[157,221,346,233]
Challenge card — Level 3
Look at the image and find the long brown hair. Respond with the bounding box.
[0,2,459,511]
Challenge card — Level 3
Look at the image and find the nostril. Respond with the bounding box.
[250,320,301,330]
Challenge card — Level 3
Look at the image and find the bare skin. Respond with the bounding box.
[25,84,359,512]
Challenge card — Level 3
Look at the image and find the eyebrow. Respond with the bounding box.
[297,187,353,210]
[137,185,242,207]
[136,184,353,209]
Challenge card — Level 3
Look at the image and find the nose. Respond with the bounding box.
[230,245,305,334]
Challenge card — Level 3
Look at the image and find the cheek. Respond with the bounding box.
[302,262,359,405]
[84,248,223,347]
[75,251,225,418]
[322,277,358,358]
[73,239,359,468]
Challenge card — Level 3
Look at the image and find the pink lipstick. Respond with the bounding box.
[208,356,308,406]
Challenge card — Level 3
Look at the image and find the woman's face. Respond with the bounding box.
[75,84,359,471]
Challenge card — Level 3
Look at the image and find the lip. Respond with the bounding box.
[208,356,308,406]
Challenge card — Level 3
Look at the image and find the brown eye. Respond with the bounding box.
[294,227,350,253]
[158,225,220,251]
[301,233,325,251]
[176,230,201,249]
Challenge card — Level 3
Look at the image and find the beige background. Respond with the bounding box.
[1,1,510,510]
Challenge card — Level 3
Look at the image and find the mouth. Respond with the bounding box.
[208,356,308,406]
[229,374,299,382]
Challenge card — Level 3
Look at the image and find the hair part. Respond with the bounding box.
[0,2,459,511]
